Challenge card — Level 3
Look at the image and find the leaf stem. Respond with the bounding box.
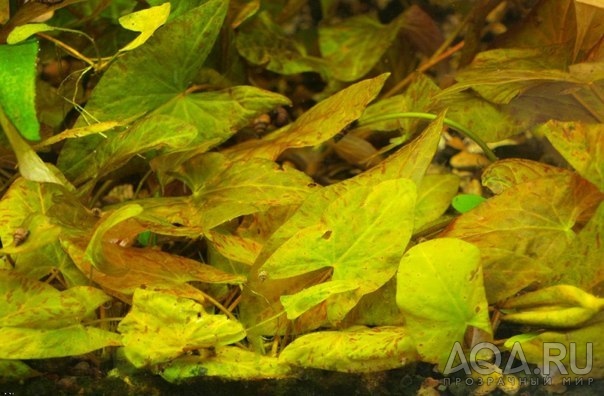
[245,310,287,333]
[36,32,95,67]
[197,289,239,322]
[361,112,498,162]
[382,41,465,99]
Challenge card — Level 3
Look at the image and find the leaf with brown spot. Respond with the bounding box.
[63,237,245,303]
[440,173,603,303]
[538,120,604,191]
[224,74,389,161]
[482,159,569,194]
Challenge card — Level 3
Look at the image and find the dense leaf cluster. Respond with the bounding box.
[0,0,602,392]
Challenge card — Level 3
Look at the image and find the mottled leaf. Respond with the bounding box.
[225,74,389,160]
[118,289,246,367]
[0,178,93,285]
[414,174,459,230]
[501,285,604,328]
[482,159,568,194]
[207,229,263,266]
[396,238,490,368]
[279,326,419,372]
[0,272,119,359]
[281,280,359,320]
[235,12,325,75]
[0,271,111,328]
[142,152,315,232]
[261,178,416,322]
[441,173,603,302]
[505,312,604,384]
[319,14,404,82]
[160,346,292,382]
[64,236,245,303]
[85,205,143,275]
[496,0,576,63]
[539,120,604,191]
[452,49,572,104]
[0,326,122,359]
[69,115,197,185]
[550,202,604,293]
[238,114,443,334]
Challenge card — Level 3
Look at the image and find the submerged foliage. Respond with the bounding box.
[0,0,603,392]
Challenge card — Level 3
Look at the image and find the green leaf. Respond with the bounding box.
[482,158,568,194]
[59,87,289,183]
[235,12,326,75]
[279,326,419,372]
[6,23,55,44]
[261,178,416,322]
[84,0,227,121]
[64,235,245,302]
[226,74,389,160]
[155,86,291,146]
[452,49,572,105]
[549,202,604,292]
[118,289,246,368]
[414,174,459,230]
[496,0,576,63]
[119,3,171,52]
[0,326,122,359]
[319,14,404,82]
[207,228,263,266]
[0,178,92,285]
[0,110,63,185]
[0,40,39,140]
[85,204,144,275]
[0,271,120,359]
[238,114,443,334]
[538,120,604,191]
[452,194,487,214]
[441,173,603,302]
[0,271,111,328]
[356,74,440,138]
[0,360,40,382]
[58,0,234,176]
[436,90,528,143]
[396,238,491,368]
[160,346,292,382]
[435,48,604,143]
[280,280,359,320]
[501,285,604,328]
[504,312,604,384]
[142,152,315,232]
[63,115,198,185]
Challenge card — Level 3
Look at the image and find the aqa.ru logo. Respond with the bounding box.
[443,341,593,381]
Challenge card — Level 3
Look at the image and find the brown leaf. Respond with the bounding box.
[63,238,245,303]
[440,172,603,302]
